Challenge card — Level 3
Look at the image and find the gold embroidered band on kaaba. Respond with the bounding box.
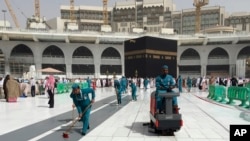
[125,49,177,56]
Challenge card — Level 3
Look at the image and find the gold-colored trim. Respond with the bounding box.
[153,55,160,59]
[125,49,177,56]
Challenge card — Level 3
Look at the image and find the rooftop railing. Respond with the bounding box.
[1,27,250,40]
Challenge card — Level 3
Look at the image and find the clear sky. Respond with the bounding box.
[0,0,250,28]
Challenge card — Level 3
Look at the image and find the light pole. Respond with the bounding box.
[135,69,138,78]
[2,10,7,28]
[106,69,109,78]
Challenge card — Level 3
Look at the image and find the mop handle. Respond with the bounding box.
[78,103,92,120]
[72,106,75,122]
[65,103,92,133]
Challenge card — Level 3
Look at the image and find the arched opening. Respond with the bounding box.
[179,48,201,77]
[101,47,121,75]
[72,46,94,75]
[207,47,229,77]
[180,48,200,60]
[237,46,250,59]
[237,46,250,78]
[0,49,5,75]
[72,46,93,58]
[9,44,34,77]
[101,47,121,59]
[42,45,65,75]
[42,45,64,58]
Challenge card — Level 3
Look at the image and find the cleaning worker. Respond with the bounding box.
[186,76,192,92]
[177,75,183,93]
[114,78,122,105]
[120,76,127,94]
[143,77,149,90]
[129,80,137,101]
[86,77,91,88]
[155,65,179,114]
[70,83,95,136]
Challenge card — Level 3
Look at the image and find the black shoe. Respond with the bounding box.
[87,125,90,129]
[81,132,86,136]
[49,106,54,108]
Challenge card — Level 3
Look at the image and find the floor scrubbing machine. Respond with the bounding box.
[146,91,183,135]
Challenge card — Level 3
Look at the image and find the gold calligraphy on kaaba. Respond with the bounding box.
[125,49,176,56]
[125,49,176,60]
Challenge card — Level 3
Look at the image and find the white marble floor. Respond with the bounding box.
[0,87,249,141]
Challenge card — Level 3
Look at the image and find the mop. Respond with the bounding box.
[62,103,92,138]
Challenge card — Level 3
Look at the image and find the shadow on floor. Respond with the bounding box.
[125,122,159,136]
[37,105,50,108]
[239,112,250,122]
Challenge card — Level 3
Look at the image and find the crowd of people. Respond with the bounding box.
[1,73,248,102]
[1,66,250,136]
[0,74,56,108]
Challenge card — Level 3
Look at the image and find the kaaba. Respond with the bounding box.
[124,36,177,78]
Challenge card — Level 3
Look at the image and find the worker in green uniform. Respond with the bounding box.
[70,83,95,135]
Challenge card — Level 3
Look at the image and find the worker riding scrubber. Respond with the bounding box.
[144,65,182,135]
[155,65,179,114]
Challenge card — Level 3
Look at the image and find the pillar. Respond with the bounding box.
[4,54,10,75]
[230,64,236,77]
[35,63,42,79]
[201,64,207,77]
[66,64,72,78]
[94,64,100,78]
